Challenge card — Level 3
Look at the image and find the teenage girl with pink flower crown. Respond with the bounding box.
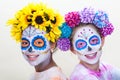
[57,8,120,80]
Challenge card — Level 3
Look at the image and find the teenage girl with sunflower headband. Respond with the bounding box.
[57,8,120,80]
[7,2,67,80]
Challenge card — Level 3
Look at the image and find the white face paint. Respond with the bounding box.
[21,26,51,66]
[73,25,102,64]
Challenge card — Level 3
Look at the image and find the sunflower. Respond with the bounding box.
[50,12,64,28]
[11,26,22,42]
[7,18,19,26]
[25,3,40,14]
[32,10,50,31]
[52,27,61,40]
[45,27,61,42]
[37,2,47,11]
[7,2,64,42]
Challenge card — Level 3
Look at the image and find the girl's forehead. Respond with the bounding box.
[75,25,98,34]
[22,26,46,37]
[73,25,100,40]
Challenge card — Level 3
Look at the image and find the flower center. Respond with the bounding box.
[51,17,56,24]
[35,16,43,24]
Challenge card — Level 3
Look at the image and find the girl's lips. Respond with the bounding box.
[26,54,39,61]
[85,52,97,59]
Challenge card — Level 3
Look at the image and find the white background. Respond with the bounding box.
[0,0,120,80]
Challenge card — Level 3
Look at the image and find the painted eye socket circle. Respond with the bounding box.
[89,35,100,45]
[32,35,47,50]
[21,38,30,48]
[75,39,87,50]
[34,38,44,47]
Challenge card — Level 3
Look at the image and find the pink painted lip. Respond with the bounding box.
[26,54,39,61]
[85,52,97,59]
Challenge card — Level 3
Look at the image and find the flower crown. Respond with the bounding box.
[7,2,63,42]
[57,7,114,51]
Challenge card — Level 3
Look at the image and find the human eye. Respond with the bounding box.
[75,39,87,50]
[21,38,30,48]
[89,35,100,45]
[34,38,44,47]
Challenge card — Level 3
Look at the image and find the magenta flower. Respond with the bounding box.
[65,11,80,27]
[99,23,114,37]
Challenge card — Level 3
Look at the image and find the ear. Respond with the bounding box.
[50,42,57,53]
[101,37,105,48]
[50,42,56,49]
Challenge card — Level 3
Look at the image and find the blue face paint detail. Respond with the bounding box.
[21,38,30,50]
[89,35,100,46]
[75,39,87,51]
[32,35,47,50]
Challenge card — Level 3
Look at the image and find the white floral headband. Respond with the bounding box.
[57,7,114,51]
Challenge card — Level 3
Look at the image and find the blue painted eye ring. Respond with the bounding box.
[75,39,87,50]
[32,35,47,50]
[21,38,30,50]
[89,35,100,46]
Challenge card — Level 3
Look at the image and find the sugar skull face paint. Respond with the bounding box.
[21,26,51,66]
[73,25,102,64]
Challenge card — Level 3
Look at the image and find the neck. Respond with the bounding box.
[35,54,57,72]
[80,61,100,72]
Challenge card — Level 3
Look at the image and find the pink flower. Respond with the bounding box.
[65,11,80,27]
[99,23,114,37]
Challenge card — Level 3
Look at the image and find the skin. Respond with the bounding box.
[21,26,57,72]
[71,24,105,71]
[35,53,57,72]
[34,42,57,72]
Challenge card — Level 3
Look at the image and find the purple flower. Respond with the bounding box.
[57,38,70,51]
[99,23,114,37]
[80,8,95,23]
[65,11,80,27]
[93,11,109,28]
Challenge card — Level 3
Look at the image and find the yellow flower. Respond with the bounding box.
[50,12,64,28]
[52,27,61,41]
[32,10,48,30]
[25,3,40,13]
[52,27,61,35]
[7,18,18,26]
[45,27,61,42]
[45,34,50,41]
[37,2,47,11]
[11,26,22,42]
[7,2,64,42]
